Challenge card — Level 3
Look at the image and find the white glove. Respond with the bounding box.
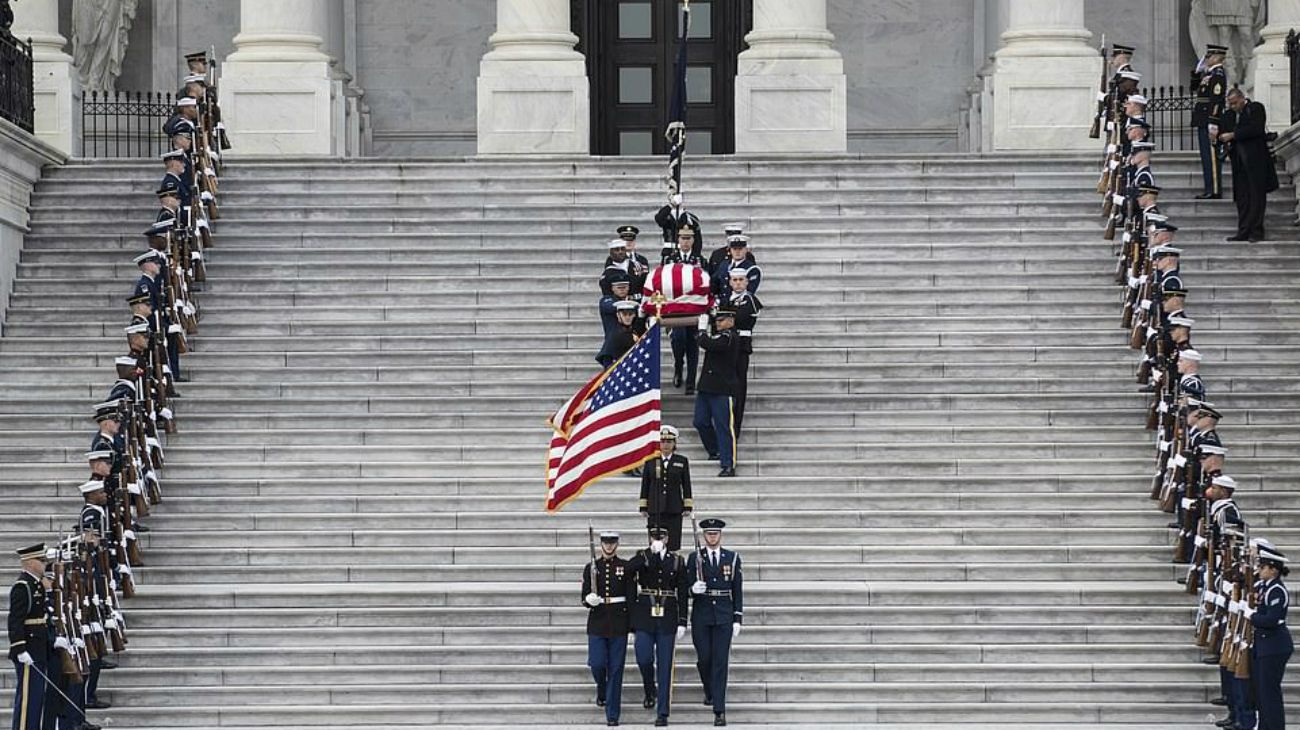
[732,624,742,639]
[675,626,686,641]
[691,580,707,595]
[670,194,683,207]
[584,593,600,608]
[697,314,709,331]
[650,540,666,555]
[1244,607,1256,619]
[16,652,32,665]
[54,637,70,653]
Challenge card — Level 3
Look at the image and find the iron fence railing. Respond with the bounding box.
[81,90,175,158]
[1139,85,1195,152]
[0,29,34,133]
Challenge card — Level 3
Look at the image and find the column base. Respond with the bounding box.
[476,69,589,155]
[219,59,334,156]
[991,54,1097,151]
[31,59,78,156]
[734,72,847,154]
[1251,41,1291,133]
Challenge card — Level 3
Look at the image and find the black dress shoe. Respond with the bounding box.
[1202,655,1221,665]
[655,716,668,727]
[1215,717,1234,727]
[1226,235,1248,241]
[175,375,190,383]
[596,696,606,708]
[1166,522,1180,529]
[135,523,150,533]
[718,468,736,477]
[1137,384,1155,393]
[1196,193,1222,199]
[85,699,112,710]
[685,384,695,395]
[1210,696,1228,706]
[703,697,713,706]
[99,660,118,670]
[714,713,727,727]
[1249,237,1263,243]
[707,453,719,461]
[79,721,103,730]
[672,372,683,388]
[643,694,656,710]
[607,721,619,727]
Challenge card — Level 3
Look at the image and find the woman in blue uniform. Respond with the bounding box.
[1250,545,1293,729]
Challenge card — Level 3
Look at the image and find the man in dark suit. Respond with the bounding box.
[1219,88,1274,242]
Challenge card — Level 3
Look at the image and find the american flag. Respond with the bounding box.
[545,323,662,512]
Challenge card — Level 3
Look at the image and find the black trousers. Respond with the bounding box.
[733,350,750,439]
[645,512,684,552]
[1232,159,1268,239]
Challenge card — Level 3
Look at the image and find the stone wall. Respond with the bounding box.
[355,0,491,157]
[0,121,66,325]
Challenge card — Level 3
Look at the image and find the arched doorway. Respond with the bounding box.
[574,0,751,156]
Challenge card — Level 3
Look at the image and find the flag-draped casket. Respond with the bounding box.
[641,264,712,324]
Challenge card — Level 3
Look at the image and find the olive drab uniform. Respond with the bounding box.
[639,453,693,552]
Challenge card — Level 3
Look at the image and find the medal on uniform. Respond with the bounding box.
[722,564,732,579]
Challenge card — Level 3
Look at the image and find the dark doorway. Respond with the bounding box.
[574,0,750,155]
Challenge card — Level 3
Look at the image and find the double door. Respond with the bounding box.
[575,1,750,156]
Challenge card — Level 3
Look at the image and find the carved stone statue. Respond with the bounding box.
[1190,0,1267,83]
[72,0,138,93]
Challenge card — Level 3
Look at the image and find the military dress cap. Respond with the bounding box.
[1128,117,1152,130]
[183,74,207,85]
[1150,245,1182,258]
[1259,549,1290,568]
[1137,183,1161,196]
[1205,44,1229,55]
[699,518,726,531]
[1180,349,1203,362]
[145,220,173,238]
[125,322,151,335]
[134,250,165,266]
[1151,219,1179,233]
[1131,140,1155,150]
[603,268,630,285]
[115,355,138,368]
[176,96,198,108]
[1253,537,1278,551]
[16,543,46,561]
[1111,44,1136,55]
[613,300,639,312]
[78,480,105,495]
[677,225,696,235]
[607,238,627,249]
[1212,475,1238,491]
[1167,315,1195,328]
[127,292,152,306]
[617,225,640,238]
[1127,94,1149,105]
[728,268,749,279]
[1118,70,1141,82]
[184,50,208,62]
[92,401,121,421]
[713,306,737,319]
[661,425,679,439]
[727,235,750,247]
[1198,405,1224,421]
[85,450,113,462]
[648,525,670,539]
[600,530,620,542]
[162,148,187,161]
[171,128,193,138]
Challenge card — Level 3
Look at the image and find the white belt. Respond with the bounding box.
[737,330,752,337]
[600,596,627,604]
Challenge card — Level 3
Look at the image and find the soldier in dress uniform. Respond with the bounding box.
[664,226,705,268]
[155,182,182,226]
[614,226,651,294]
[1176,349,1205,405]
[724,269,762,439]
[597,301,642,369]
[693,307,741,477]
[626,527,690,726]
[655,194,702,260]
[706,224,747,274]
[1249,546,1293,730]
[1192,45,1229,199]
[160,150,190,213]
[9,543,50,730]
[599,269,634,338]
[582,531,635,727]
[710,236,760,298]
[639,426,693,552]
[684,518,743,727]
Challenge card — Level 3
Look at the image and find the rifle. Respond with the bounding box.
[96,547,127,652]
[587,521,598,584]
[1088,35,1107,139]
[1233,535,1256,678]
[690,512,705,584]
[49,547,85,684]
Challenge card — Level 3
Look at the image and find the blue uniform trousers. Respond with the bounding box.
[693,392,735,469]
[692,622,733,713]
[1222,665,1255,729]
[587,635,628,723]
[634,627,677,718]
[84,657,102,705]
[1197,124,1222,196]
[670,328,698,383]
[1253,649,1291,730]
[11,658,46,730]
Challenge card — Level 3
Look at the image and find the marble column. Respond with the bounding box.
[734,0,846,154]
[219,0,335,156]
[1250,0,1300,132]
[11,0,79,154]
[990,0,1097,150]
[476,0,589,155]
